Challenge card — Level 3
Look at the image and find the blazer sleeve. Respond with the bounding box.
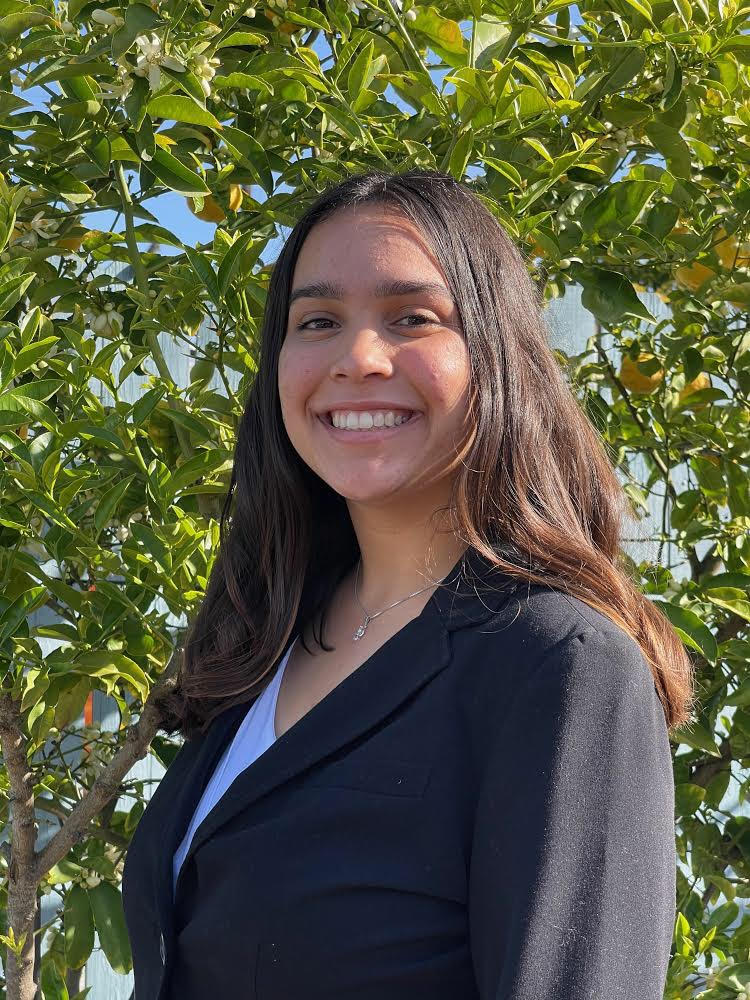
[468,626,677,1000]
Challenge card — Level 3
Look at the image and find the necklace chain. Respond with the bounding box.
[351,556,443,642]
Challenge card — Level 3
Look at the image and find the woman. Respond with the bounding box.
[122,168,694,1000]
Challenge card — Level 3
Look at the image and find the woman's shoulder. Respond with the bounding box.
[463,581,655,713]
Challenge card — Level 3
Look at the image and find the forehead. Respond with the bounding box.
[291,207,451,300]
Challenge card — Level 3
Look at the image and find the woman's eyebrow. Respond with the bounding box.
[288,278,453,307]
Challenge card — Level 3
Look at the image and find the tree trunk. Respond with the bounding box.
[4,872,38,1000]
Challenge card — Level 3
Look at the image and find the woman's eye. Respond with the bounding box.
[296,314,434,331]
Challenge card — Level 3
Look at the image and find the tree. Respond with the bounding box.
[0,0,748,997]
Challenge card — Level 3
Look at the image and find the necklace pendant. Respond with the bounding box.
[353,621,368,641]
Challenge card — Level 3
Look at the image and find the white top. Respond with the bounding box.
[172,637,298,897]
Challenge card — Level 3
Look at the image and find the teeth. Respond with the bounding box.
[330,410,413,430]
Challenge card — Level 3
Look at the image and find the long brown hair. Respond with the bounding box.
[154,168,695,742]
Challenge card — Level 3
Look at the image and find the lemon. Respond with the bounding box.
[715,226,750,271]
[674,260,716,292]
[678,371,711,409]
[618,352,664,394]
[228,184,243,212]
[187,194,226,223]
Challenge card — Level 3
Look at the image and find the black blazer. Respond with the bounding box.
[122,549,676,1000]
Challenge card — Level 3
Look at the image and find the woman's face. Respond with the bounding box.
[277,206,474,513]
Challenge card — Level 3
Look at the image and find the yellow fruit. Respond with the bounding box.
[715,226,750,271]
[228,184,243,212]
[679,371,711,409]
[57,228,91,252]
[264,4,298,32]
[618,352,664,394]
[187,194,226,223]
[675,260,716,292]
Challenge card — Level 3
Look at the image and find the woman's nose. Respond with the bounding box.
[329,326,394,378]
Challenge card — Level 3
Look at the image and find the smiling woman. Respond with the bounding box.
[124,168,694,1000]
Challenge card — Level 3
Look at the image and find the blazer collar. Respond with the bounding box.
[157,545,522,933]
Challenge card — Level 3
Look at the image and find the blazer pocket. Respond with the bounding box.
[304,757,432,798]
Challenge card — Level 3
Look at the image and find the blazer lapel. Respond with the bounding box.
[159,546,522,931]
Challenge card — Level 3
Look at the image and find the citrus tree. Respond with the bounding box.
[0,0,749,997]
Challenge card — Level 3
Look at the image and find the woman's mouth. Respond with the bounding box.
[318,411,422,442]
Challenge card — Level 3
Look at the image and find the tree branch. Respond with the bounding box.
[33,650,182,882]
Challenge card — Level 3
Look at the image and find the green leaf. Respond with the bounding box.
[705,588,750,623]
[645,200,679,240]
[581,180,659,240]
[573,266,655,324]
[671,719,721,756]
[185,245,220,306]
[448,131,474,179]
[219,125,274,194]
[40,958,68,1000]
[411,6,466,60]
[87,883,132,975]
[0,6,53,40]
[213,72,274,96]
[280,6,331,30]
[481,156,523,189]
[522,136,553,164]
[217,31,267,48]
[94,475,136,541]
[123,75,150,131]
[71,651,150,702]
[601,48,646,94]
[217,230,263,299]
[52,678,90,731]
[645,121,691,179]
[0,586,47,650]
[146,95,223,130]
[145,147,210,197]
[602,95,653,126]
[28,278,79,309]
[12,336,60,377]
[473,16,512,70]
[651,600,717,663]
[621,0,653,21]
[675,782,706,817]
[131,386,166,428]
[167,448,233,495]
[0,272,35,319]
[726,677,750,708]
[45,169,94,205]
[347,38,375,103]
[715,961,750,988]
[64,885,95,971]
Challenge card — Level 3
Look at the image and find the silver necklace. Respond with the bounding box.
[352,557,442,641]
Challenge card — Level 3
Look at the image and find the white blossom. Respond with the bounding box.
[134,32,186,92]
[83,302,124,336]
[29,211,61,238]
[192,51,221,98]
[91,7,124,29]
